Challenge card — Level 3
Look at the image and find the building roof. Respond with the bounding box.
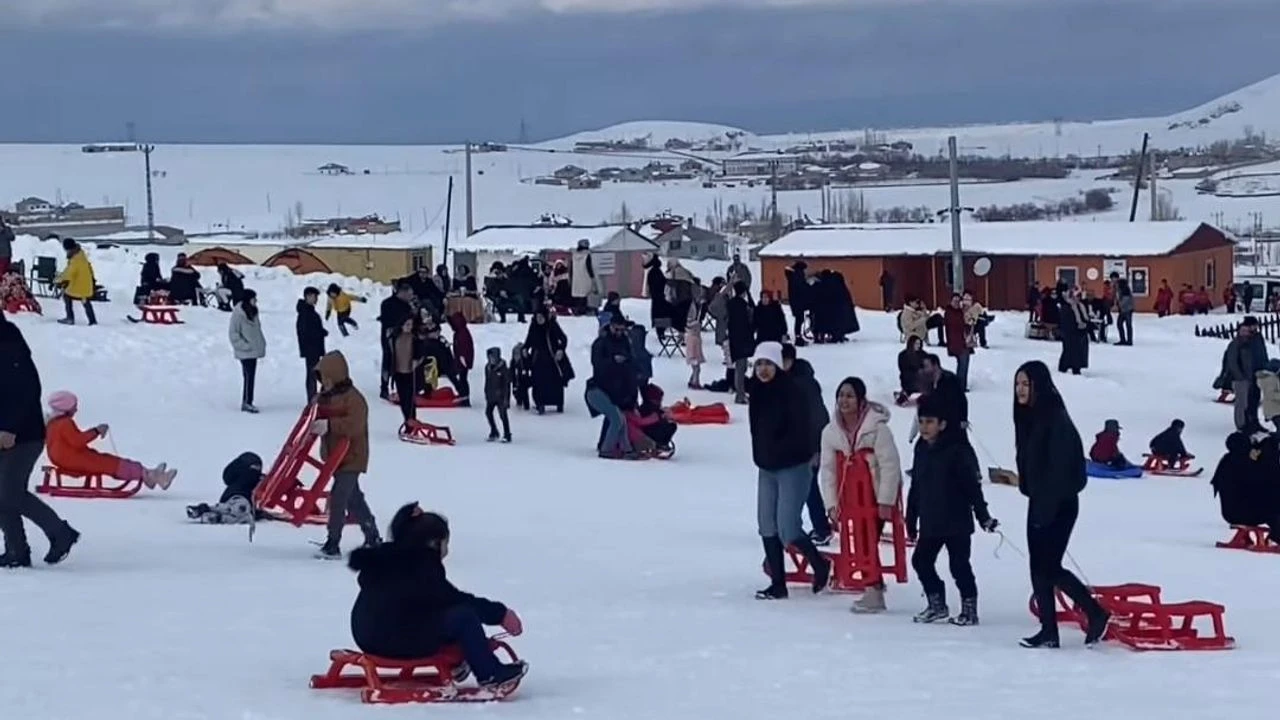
[726,152,801,162]
[307,232,431,250]
[456,225,642,254]
[757,221,1223,259]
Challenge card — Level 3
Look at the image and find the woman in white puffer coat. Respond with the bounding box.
[819,376,903,614]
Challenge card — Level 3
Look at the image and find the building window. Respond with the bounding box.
[1129,267,1149,296]
[689,243,699,255]
[1206,259,1216,289]
[411,250,430,271]
[667,238,682,251]
[1055,266,1079,287]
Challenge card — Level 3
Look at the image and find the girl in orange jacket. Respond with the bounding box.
[45,391,177,488]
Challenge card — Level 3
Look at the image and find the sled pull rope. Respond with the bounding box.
[992,529,1026,560]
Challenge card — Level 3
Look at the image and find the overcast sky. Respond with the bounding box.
[2,0,1278,143]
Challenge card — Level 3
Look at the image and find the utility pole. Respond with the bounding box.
[1129,132,1150,222]
[947,136,964,293]
[143,144,156,240]
[464,141,474,236]
[443,176,454,257]
[769,161,781,240]
[1149,152,1158,221]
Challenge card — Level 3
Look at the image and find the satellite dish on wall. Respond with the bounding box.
[972,257,993,277]
[1086,268,1100,281]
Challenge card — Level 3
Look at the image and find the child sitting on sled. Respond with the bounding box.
[626,383,677,454]
[1149,419,1192,465]
[0,270,40,314]
[1211,432,1280,545]
[347,503,529,690]
[45,391,177,489]
[186,451,265,524]
[1089,419,1136,470]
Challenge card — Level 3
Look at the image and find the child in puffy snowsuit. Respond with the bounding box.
[1149,419,1191,464]
[186,452,264,524]
[347,503,529,690]
[45,391,176,488]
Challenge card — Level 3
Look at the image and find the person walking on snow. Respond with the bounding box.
[1115,278,1135,346]
[0,312,79,568]
[483,347,513,443]
[312,351,381,559]
[571,239,596,313]
[1013,360,1110,648]
[447,313,474,406]
[1225,317,1269,432]
[750,341,829,600]
[727,281,755,405]
[229,288,266,413]
[819,376,902,612]
[942,294,971,390]
[56,238,97,326]
[905,395,997,625]
[297,287,328,402]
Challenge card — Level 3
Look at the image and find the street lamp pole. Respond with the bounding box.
[948,136,964,293]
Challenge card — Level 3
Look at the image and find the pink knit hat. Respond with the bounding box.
[47,391,79,414]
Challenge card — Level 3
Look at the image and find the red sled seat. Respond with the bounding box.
[37,465,142,499]
[388,386,464,409]
[310,636,523,704]
[139,305,183,325]
[1216,525,1280,554]
[668,399,730,425]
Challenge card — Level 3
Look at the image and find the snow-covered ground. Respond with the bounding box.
[4,247,1278,720]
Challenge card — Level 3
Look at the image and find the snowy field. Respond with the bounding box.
[3,250,1278,720]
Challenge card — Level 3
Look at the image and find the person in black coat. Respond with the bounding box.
[753,291,788,345]
[643,254,670,339]
[186,451,265,524]
[378,284,416,399]
[750,341,828,600]
[169,253,203,306]
[0,311,77,567]
[586,316,638,457]
[296,287,329,402]
[1211,432,1280,540]
[216,262,245,311]
[785,261,811,344]
[523,308,571,414]
[917,354,968,429]
[781,343,831,543]
[897,335,926,401]
[905,396,997,625]
[135,252,166,304]
[1149,419,1191,463]
[348,504,528,688]
[401,267,445,318]
[1013,360,1109,648]
[726,281,755,404]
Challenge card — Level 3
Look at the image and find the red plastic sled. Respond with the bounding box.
[310,635,523,704]
[36,465,142,499]
[253,404,355,526]
[774,449,909,592]
[4,297,41,315]
[1141,454,1202,477]
[388,386,464,409]
[1028,582,1235,651]
[1216,525,1280,554]
[668,399,730,425]
[399,420,456,446]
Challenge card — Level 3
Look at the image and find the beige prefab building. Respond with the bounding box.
[184,236,302,264]
[305,235,433,284]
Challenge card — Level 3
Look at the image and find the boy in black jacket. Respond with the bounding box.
[484,347,513,443]
[906,396,998,625]
[1149,419,1191,464]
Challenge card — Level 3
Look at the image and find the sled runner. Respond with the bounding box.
[776,449,909,592]
[399,420,456,446]
[1085,460,1143,479]
[1215,389,1234,404]
[668,399,730,425]
[1141,454,1203,477]
[1216,525,1280,554]
[1028,582,1235,651]
[253,404,355,527]
[310,635,524,704]
[36,465,142,499]
[388,386,464,409]
[127,305,183,325]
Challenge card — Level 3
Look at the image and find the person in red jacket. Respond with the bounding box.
[1088,419,1134,470]
[447,312,474,407]
[942,294,971,391]
[1224,285,1237,314]
[1154,279,1174,317]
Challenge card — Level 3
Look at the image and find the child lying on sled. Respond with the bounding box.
[186,451,265,524]
[347,503,529,690]
[45,391,177,489]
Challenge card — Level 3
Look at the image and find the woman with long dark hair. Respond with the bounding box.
[1013,360,1109,648]
[229,289,266,413]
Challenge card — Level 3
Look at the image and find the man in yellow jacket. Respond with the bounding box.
[56,239,97,326]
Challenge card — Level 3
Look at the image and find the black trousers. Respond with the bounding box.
[792,310,806,341]
[911,534,976,600]
[485,402,511,437]
[240,358,258,406]
[1028,495,1102,634]
[304,355,322,402]
[393,372,417,423]
[62,296,97,325]
[453,367,471,401]
[0,442,65,556]
[336,311,358,336]
[379,334,394,395]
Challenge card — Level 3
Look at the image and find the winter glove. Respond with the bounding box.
[500,609,524,637]
[308,419,329,436]
[980,517,1000,533]
[95,424,110,436]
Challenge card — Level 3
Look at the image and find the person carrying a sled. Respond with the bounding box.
[905,395,998,625]
[1088,419,1135,470]
[186,451,264,524]
[348,503,528,690]
[45,391,177,490]
[312,351,381,559]
[1149,419,1192,466]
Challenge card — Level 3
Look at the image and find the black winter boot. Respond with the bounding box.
[44,523,80,565]
[1019,628,1060,649]
[913,594,949,623]
[791,535,831,594]
[756,536,788,600]
[950,596,979,626]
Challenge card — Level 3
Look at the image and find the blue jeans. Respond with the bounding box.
[757,462,811,544]
[439,605,501,681]
[955,353,970,390]
[586,387,631,454]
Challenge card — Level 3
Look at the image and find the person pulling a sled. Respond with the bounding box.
[348,503,528,691]
[905,395,997,625]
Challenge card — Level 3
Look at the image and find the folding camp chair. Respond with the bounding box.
[30,256,59,298]
[654,318,685,358]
